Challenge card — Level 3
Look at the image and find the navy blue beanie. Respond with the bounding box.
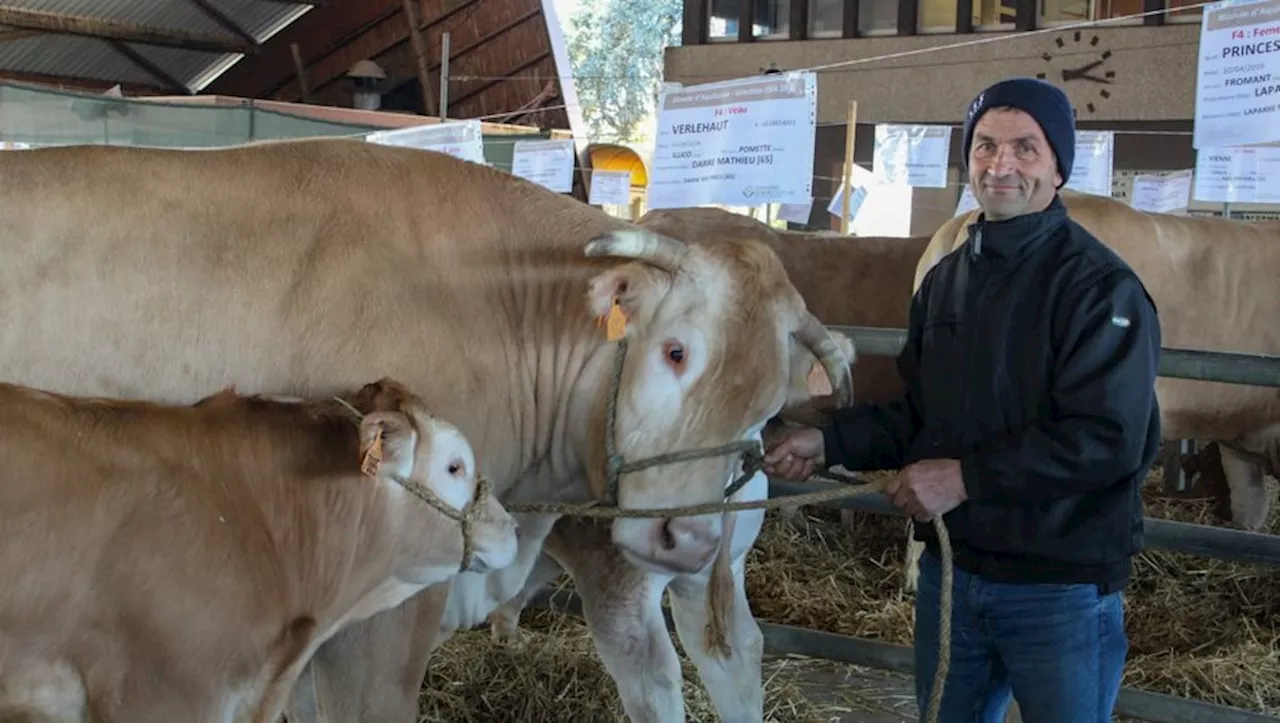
[961,78,1076,186]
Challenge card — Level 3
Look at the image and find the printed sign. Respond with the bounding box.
[364,119,486,165]
[1129,170,1194,213]
[1064,131,1115,197]
[646,71,817,209]
[1194,0,1280,149]
[777,200,814,224]
[872,124,951,188]
[588,169,632,205]
[1193,144,1280,202]
[511,139,576,193]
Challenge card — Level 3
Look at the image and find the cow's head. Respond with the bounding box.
[583,228,852,575]
[350,380,522,582]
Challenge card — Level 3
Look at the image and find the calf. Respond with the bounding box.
[0,378,519,723]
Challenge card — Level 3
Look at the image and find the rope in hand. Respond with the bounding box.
[503,459,954,723]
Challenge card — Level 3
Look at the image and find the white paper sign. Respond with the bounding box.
[826,184,869,221]
[647,71,817,209]
[1193,145,1280,202]
[1130,170,1194,213]
[511,139,576,193]
[1064,131,1115,197]
[364,119,486,165]
[588,170,632,205]
[777,201,813,224]
[872,124,951,188]
[1193,0,1280,149]
[955,184,981,216]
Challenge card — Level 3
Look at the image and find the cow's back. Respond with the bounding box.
[0,139,622,478]
[916,192,1280,439]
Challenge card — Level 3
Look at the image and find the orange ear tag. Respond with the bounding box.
[605,299,627,341]
[363,432,381,476]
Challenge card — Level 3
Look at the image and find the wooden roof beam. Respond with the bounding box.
[109,40,193,94]
[0,69,169,94]
[187,0,261,49]
[0,7,254,54]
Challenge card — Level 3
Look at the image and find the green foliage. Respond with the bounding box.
[566,0,682,142]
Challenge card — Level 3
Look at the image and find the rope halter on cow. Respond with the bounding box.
[597,336,764,508]
[332,396,492,574]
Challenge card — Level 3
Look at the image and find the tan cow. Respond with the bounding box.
[481,210,930,660]
[0,378,519,723]
[0,138,851,723]
[901,191,1280,588]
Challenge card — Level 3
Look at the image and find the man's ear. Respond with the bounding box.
[585,262,671,337]
[358,411,417,478]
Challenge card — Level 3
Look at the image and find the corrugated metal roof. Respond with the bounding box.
[0,0,314,92]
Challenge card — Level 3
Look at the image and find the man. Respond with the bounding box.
[764,77,1161,722]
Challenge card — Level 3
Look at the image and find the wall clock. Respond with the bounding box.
[1036,30,1116,116]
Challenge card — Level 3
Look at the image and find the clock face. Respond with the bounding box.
[1036,30,1116,116]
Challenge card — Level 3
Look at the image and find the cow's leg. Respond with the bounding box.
[666,555,764,723]
[1219,442,1270,531]
[488,549,565,643]
[544,517,686,723]
[285,582,452,723]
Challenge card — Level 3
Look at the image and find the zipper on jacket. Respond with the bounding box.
[962,236,991,432]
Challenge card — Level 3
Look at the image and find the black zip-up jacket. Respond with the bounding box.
[822,195,1162,590]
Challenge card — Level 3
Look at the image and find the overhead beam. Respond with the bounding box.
[109,40,192,95]
[187,0,260,48]
[0,69,169,95]
[0,29,44,43]
[0,7,253,54]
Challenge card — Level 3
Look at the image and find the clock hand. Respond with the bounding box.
[1061,59,1104,81]
[1076,72,1113,84]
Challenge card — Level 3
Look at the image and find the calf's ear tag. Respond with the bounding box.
[361,428,384,477]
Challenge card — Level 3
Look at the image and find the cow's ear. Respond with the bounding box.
[358,411,417,478]
[585,262,671,338]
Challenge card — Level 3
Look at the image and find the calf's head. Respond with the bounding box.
[583,228,852,575]
[351,382,520,582]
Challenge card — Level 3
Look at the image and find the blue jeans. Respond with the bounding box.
[913,550,1128,723]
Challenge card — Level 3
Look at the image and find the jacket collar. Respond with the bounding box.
[965,194,1068,260]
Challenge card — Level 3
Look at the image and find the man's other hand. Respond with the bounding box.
[886,459,968,521]
[762,427,825,481]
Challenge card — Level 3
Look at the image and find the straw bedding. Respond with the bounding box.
[419,450,1280,721]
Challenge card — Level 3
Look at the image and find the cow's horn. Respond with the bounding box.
[585,229,689,273]
[793,312,853,407]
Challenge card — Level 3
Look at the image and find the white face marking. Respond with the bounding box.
[624,326,710,429]
[418,425,477,512]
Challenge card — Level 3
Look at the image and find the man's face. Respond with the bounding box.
[967,107,1062,221]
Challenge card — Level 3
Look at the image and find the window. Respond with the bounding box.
[972,0,1015,28]
[754,0,790,36]
[859,0,898,33]
[809,0,844,35]
[919,0,957,31]
[707,0,791,39]
[709,0,740,38]
[1041,0,1092,24]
